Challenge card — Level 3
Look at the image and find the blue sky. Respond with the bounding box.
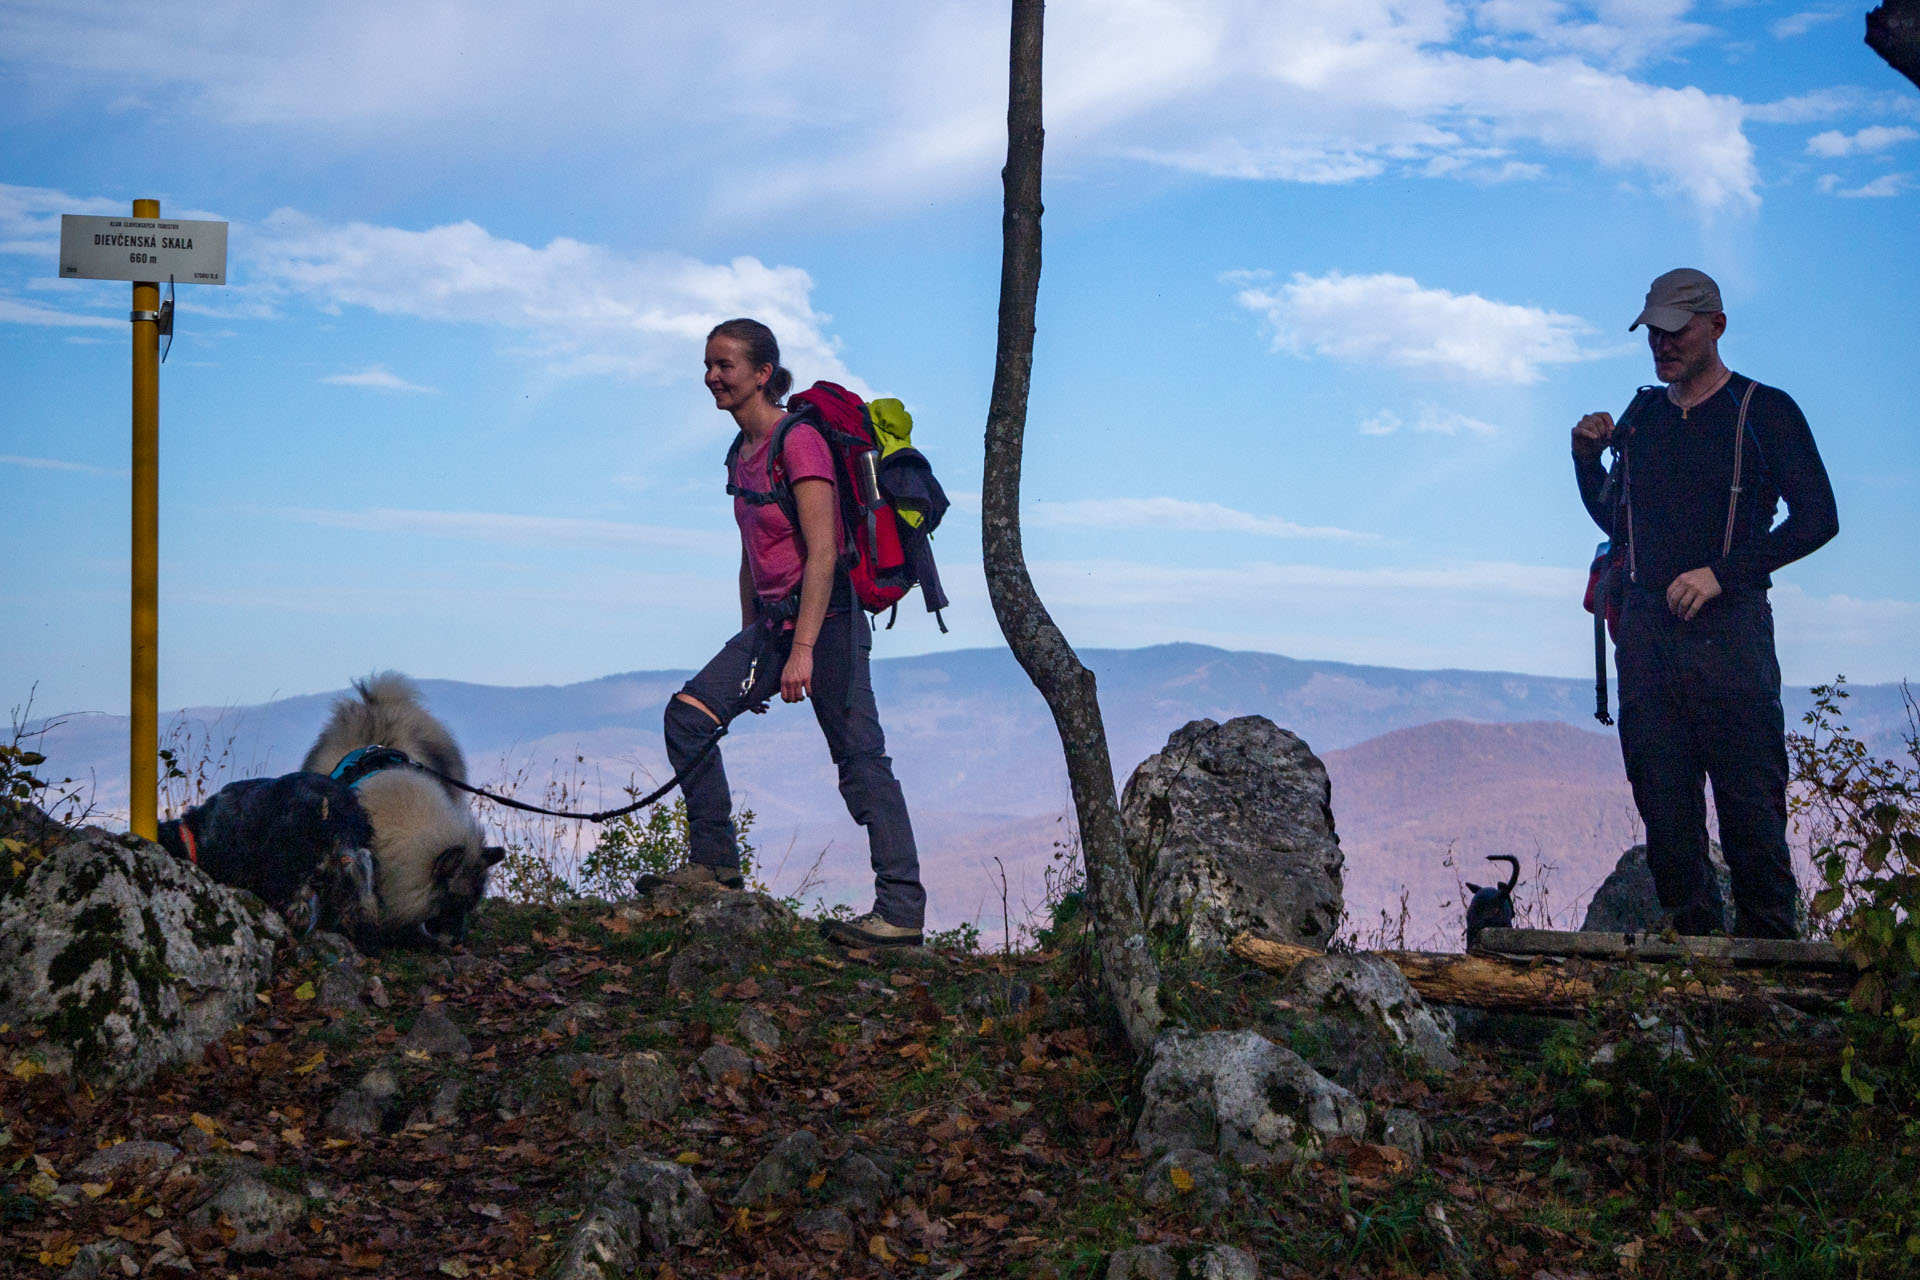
[4,0,1916,719]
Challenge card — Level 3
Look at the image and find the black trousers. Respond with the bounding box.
[664,607,925,929]
[1614,586,1798,938]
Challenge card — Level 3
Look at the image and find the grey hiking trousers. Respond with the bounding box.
[665,607,926,929]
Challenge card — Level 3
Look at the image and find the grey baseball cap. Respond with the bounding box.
[1630,267,1723,332]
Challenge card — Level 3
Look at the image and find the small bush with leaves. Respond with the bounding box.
[1791,679,1920,1016]
[578,797,757,899]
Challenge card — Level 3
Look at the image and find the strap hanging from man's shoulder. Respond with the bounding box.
[1721,377,1761,557]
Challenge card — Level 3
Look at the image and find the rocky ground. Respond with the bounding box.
[5,877,1920,1279]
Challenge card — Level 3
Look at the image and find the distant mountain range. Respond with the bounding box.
[25,644,1911,946]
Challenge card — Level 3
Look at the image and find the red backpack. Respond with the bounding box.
[726,381,947,626]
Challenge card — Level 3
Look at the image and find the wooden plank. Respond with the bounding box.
[1476,928,1849,970]
[1228,932,1852,1011]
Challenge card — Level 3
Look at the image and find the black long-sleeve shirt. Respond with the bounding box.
[1575,372,1838,595]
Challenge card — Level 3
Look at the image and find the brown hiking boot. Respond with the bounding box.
[636,862,743,893]
[821,911,923,949]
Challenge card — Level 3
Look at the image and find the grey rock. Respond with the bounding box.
[1139,1147,1232,1218]
[735,1007,782,1055]
[193,1172,305,1252]
[794,1207,854,1246]
[685,891,797,948]
[399,1002,471,1058]
[546,1001,607,1034]
[695,1043,754,1085]
[609,1152,714,1254]
[1135,1029,1365,1167]
[1581,842,1731,934]
[59,1241,135,1280]
[550,1150,714,1278]
[0,831,286,1091]
[1274,953,1458,1090]
[733,1130,822,1204]
[1123,716,1344,952]
[316,964,366,1013]
[666,942,745,993]
[550,1195,644,1280]
[1107,1246,1260,1280]
[430,1079,465,1124]
[1107,1247,1178,1280]
[358,1065,400,1099]
[327,1087,387,1137]
[964,977,1032,1015]
[74,1139,181,1180]
[573,1051,681,1136]
[827,1151,891,1215]
[294,931,360,968]
[1378,1108,1426,1164]
[1193,1246,1260,1280]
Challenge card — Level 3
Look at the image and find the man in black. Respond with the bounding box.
[1573,268,1838,938]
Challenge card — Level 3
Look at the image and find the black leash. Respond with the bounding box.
[382,724,728,823]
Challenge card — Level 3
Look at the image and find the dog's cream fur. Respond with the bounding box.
[303,673,497,944]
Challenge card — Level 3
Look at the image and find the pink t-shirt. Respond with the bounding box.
[731,421,841,606]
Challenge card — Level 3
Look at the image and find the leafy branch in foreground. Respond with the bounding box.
[1790,677,1920,1038]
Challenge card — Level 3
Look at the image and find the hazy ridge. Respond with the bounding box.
[25,645,1909,945]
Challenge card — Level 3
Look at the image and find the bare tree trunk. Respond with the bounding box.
[1869,2,1920,91]
[982,0,1163,1057]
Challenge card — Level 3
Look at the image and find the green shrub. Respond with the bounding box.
[1791,680,1920,1026]
[578,797,758,899]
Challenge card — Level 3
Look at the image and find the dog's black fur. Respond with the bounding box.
[1464,854,1522,949]
[158,771,382,947]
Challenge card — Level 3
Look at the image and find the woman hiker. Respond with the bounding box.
[652,317,927,949]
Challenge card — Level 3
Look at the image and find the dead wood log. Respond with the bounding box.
[1229,933,1850,1011]
[1476,927,1848,970]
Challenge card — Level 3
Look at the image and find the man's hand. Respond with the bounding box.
[1572,411,1614,461]
[1666,566,1721,621]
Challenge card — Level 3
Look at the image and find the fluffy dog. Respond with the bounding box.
[1464,854,1522,949]
[159,771,382,945]
[301,673,503,946]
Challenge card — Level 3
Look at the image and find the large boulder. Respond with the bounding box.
[1134,1029,1365,1167]
[1124,717,1344,952]
[0,828,285,1090]
[1580,843,1732,934]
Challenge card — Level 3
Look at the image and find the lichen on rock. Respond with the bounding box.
[1123,716,1345,952]
[0,828,285,1091]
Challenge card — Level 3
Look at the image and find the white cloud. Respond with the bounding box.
[1,454,125,475]
[1770,9,1847,40]
[0,296,119,329]
[1818,173,1912,198]
[1232,269,1600,383]
[1472,0,1717,70]
[1415,407,1502,435]
[1747,88,1920,125]
[1806,125,1919,157]
[1354,406,1502,435]
[321,366,438,393]
[0,181,126,258]
[1023,497,1378,541]
[247,211,850,385]
[0,3,1763,213]
[278,507,721,554]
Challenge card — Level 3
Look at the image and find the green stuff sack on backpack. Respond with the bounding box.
[864,397,950,627]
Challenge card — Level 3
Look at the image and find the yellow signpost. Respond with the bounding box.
[130,199,160,839]
[58,201,228,839]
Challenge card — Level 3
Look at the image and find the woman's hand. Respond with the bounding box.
[781,642,814,702]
